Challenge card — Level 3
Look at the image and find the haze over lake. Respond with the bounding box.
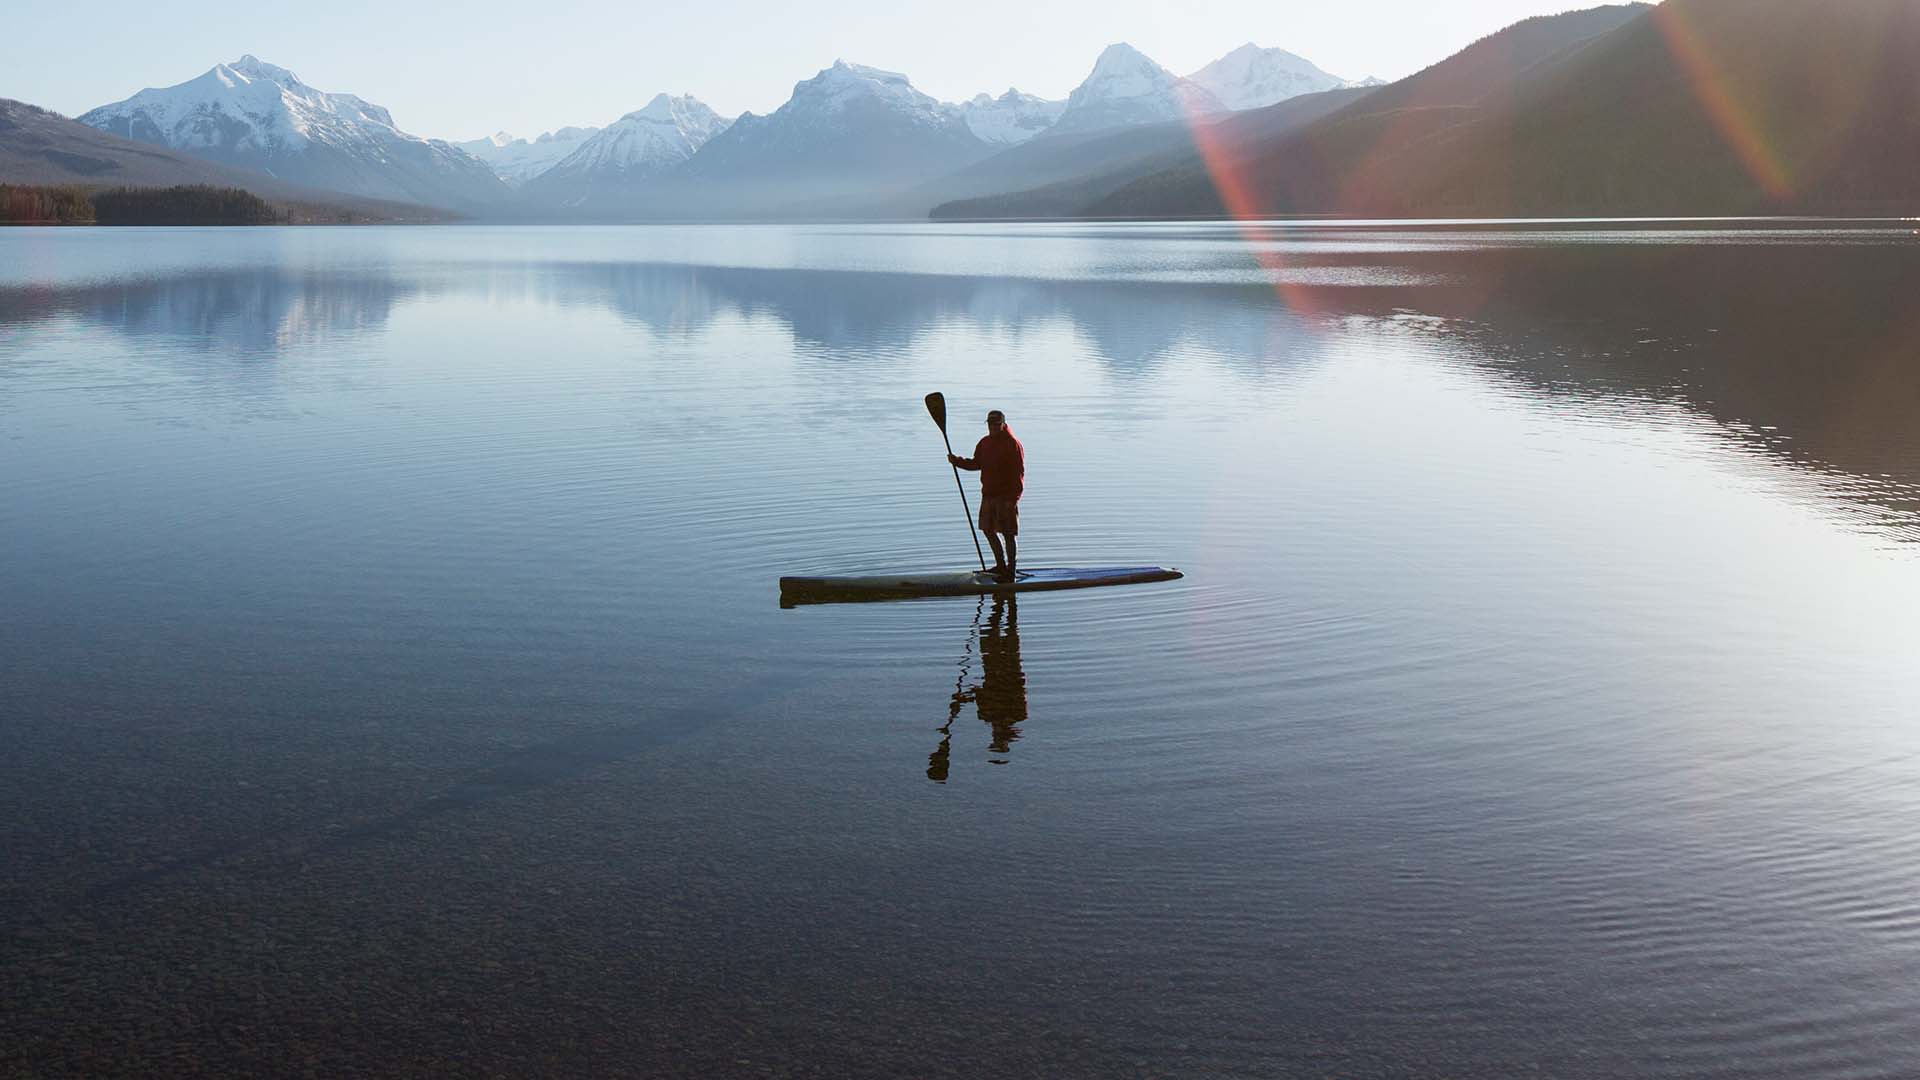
[5,222,1920,1077]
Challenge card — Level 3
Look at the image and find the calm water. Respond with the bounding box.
[4,222,1920,1077]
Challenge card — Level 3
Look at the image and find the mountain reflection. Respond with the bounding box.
[4,235,1915,532]
[555,261,1299,373]
[928,595,1028,783]
[0,260,1303,375]
[1336,240,1920,527]
[0,269,417,357]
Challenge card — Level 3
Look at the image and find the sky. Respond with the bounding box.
[2,0,1620,140]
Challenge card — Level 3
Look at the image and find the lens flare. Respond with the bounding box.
[1177,89,1330,317]
[1652,5,1793,200]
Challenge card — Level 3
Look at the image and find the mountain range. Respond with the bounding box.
[33,39,1367,218]
[10,2,1916,222]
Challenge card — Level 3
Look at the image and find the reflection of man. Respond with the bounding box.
[929,596,1028,781]
[975,595,1027,755]
[948,410,1025,581]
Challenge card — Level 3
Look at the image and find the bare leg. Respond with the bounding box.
[1003,534,1017,573]
[985,533,1008,571]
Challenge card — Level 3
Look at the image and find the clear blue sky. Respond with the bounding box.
[2,1,1618,140]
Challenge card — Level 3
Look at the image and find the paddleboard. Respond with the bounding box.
[779,566,1182,606]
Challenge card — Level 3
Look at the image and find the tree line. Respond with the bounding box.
[0,184,285,225]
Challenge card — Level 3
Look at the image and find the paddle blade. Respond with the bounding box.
[924,392,948,432]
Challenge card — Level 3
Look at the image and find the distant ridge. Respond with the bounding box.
[1090,0,1920,218]
[930,5,1647,220]
[927,87,1373,220]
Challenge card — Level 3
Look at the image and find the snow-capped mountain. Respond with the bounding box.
[687,62,985,173]
[959,90,1066,146]
[521,95,729,206]
[453,126,600,186]
[1186,44,1350,111]
[78,56,509,209]
[1044,44,1227,136]
[665,61,993,213]
[545,97,727,179]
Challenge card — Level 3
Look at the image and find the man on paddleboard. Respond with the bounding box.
[948,409,1025,581]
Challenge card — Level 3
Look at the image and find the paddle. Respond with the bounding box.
[925,392,989,572]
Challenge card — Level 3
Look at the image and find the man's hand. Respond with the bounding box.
[947,453,961,466]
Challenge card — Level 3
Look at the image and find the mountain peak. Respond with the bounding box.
[524,89,738,203]
[670,57,991,207]
[1187,42,1348,111]
[634,92,679,119]
[784,60,946,122]
[1090,42,1159,76]
[624,93,723,129]
[1049,42,1223,134]
[815,61,914,91]
[226,55,302,86]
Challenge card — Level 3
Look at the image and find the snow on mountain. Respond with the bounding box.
[959,89,1066,145]
[680,60,989,185]
[541,96,728,181]
[519,95,730,208]
[1045,43,1227,136]
[1186,44,1350,111]
[725,61,973,141]
[454,126,601,186]
[78,56,509,209]
[522,60,997,218]
[793,61,944,118]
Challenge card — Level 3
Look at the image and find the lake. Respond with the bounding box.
[4,221,1920,1077]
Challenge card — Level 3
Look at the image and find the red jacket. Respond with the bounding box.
[956,428,1025,499]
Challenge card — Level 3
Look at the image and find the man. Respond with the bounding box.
[949,409,1025,580]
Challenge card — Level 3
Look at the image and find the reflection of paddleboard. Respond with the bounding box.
[779,566,1182,606]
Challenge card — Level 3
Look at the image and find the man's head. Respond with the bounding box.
[987,409,1006,433]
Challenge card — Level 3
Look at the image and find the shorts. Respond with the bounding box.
[978,496,1019,537]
